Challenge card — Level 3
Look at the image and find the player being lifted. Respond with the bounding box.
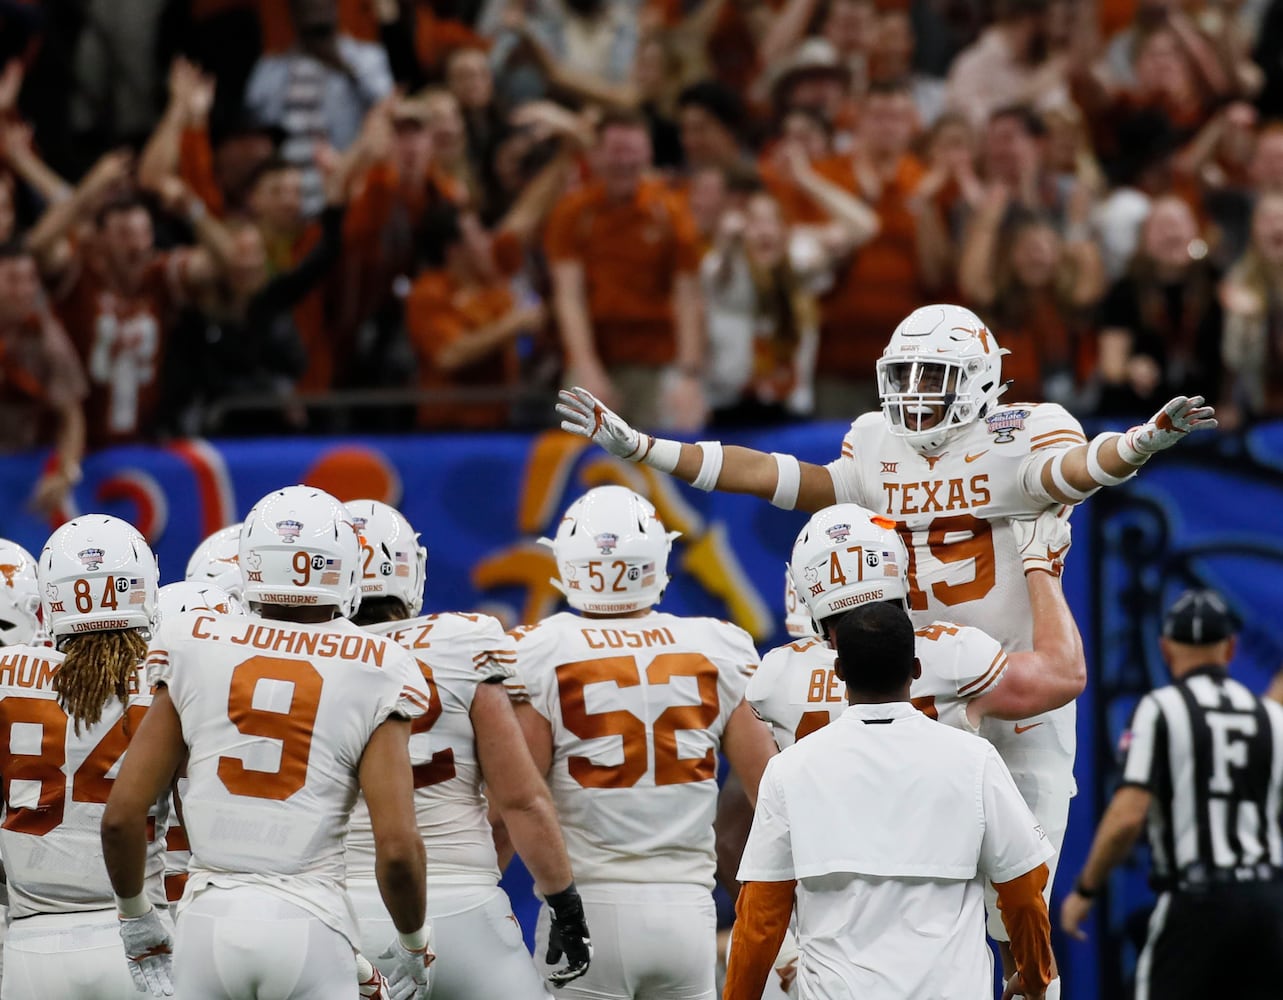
[342,500,591,996]
[558,303,1214,997]
[510,485,778,1000]
[0,517,167,1000]
[102,486,433,1000]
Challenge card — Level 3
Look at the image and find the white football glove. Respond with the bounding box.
[556,387,649,461]
[382,934,434,1000]
[118,908,175,997]
[1118,395,1217,464]
[1012,508,1072,577]
[357,953,391,999]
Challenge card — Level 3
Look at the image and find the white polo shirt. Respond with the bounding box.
[738,702,1052,999]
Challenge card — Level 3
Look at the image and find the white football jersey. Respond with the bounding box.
[146,611,427,946]
[746,623,1008,748]
[826,403,1083,758]
[346,612,516,885]
[511,611,759,888]
[0,645,168,919]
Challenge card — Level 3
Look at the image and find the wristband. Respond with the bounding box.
[398,924,431,952]
[692,442,724,492]
[770,453,802,510]
[639,437,682,473]
[1115,428,1152,467]
[115,892,152,918]
[1085,434,1135,487]
[1073,877,1099,899]
[1048,450,1096,503]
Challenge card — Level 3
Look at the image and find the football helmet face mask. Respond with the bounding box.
[156,581,245,622]
[0,539,42,647]
[185,524,244,599]
[39,516,159,643]
[549,486,679,615]
[783,565,817,639]
[239,486,362,617]
[876,304,1009,453]
[346,500,427,616]
[789,503,908,631]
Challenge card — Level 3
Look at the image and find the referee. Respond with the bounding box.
[1061,588,1283,1000]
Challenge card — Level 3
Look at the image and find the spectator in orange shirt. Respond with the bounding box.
[0,242,86,513]
[796,80,942,416]
[545,109,706,429]
[405,202,545,430]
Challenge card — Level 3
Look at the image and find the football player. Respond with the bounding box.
[152,581,245,907]
[0,539,43,648]
[557,302,1214,998]
[741,504,1082,998]
[1,516,168,999]
[102,486,433,1000]
[184,524,243,599]
[510,485,778,1000]
[343,499,591,996]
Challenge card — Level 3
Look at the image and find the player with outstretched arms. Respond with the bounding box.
[343,500,591,997]
[101,486,434,1000]
[557,302,1214,997]
[0,517,168,999]
[510,485,778,1000]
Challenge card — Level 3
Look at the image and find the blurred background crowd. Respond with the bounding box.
[3,0,1283,511]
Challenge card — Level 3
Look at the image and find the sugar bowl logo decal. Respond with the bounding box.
[275,519,303,542]
[985,409,1029,444]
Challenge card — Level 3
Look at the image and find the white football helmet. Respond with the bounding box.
[239,486,361,617]
[783,565,817,639]
[0,539,42,646]
[186,524,244,598]
[549,486,679,614]
[789,504,907,629]
[39,515,159,643]
[157,581,245,622]
[346,500,427,615]
[876,304,1010,453]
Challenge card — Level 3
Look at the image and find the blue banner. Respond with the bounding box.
[2,421,1281,999]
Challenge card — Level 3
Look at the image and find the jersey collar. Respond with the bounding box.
[841,702,920,724]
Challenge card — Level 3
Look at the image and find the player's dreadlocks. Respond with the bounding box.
[55,630,147,735]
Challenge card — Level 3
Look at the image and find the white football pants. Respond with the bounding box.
[174,885,356,999]
[536,883,717,1000]
[350,879,550,999]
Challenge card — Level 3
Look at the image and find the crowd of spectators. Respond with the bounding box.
[3,0,1283,510]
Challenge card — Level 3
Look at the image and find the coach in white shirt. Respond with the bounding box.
[724,601,1056,1000]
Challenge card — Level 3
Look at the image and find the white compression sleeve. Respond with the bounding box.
[1085,434,1137,486]
[771,453,802,510]
[1048,449,1098,503]
[692,442,725,491]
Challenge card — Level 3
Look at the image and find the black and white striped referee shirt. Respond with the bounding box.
[1120,665,1283,889]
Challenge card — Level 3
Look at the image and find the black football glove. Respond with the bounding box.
[545,883,592,987]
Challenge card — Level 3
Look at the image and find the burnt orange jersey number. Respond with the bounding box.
[0,697,148,836]
[219,656,322,801]
[900,514,996,611]
[409,659,457,789]
[556,653,721,790]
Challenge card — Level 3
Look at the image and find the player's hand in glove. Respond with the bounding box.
[383,930,434,1000]
[1119,395,1217,464]
[545,882,592,987]
[357,953,391,999]
[556,387,651,462]
[118,906,175,997]
[1012,507,1072,577]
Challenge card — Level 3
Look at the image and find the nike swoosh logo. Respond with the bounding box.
[965,451,988,463]
[1014,722,1043,735]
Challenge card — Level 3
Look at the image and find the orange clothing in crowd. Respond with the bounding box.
[56,251,193,449]
[179,126,226,218]
[257,0,378,53]
[414,8,491,75]
[795,154,928,378]
[404,231,524,429]
[544,177,702,368]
